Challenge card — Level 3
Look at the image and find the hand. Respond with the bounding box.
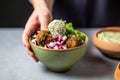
[22,7,52,62]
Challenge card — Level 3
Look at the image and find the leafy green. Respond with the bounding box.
[38,42,44,47]
[65,22,86,41]
[66,22,74,34]
[65,22,74,38]
[31,36,35,40]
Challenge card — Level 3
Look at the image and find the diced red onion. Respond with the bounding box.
[49,42,56,48]
[37,31,40,34]
[59,46,63,49]
[45,44,53,49]
[33,34,37,38]
[53,37,59,42]
[54,46,59,49]
[56,41,61,44]
[58,35,62,41]
[32,39,37,45]
[45,44,49,48]
[60,40,66,45]
[62,35,67,41]
[32,31,69,49]
[63,45,67,49]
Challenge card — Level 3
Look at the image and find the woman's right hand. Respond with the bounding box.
[22,0,54,62]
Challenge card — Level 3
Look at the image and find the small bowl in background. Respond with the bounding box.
[30,32,89,72]
[93,27,120,59]
[114,62,120,80]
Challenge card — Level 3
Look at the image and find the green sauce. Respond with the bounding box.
[98,31,120,44]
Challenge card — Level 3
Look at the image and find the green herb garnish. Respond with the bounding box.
[65,22,86,41]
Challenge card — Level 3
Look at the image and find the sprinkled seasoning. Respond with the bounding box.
[48,19,66,37]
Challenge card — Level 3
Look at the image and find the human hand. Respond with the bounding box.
[22,3,53,62]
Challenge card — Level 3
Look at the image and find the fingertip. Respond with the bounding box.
[26,48,39,62]
[34,58,39,62]
[22,32,30,47]
[30,53,39,62]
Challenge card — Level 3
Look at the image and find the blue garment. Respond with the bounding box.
[53,0,120,28]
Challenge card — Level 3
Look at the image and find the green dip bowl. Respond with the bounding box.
[29,32,89,72]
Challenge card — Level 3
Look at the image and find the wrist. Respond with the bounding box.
[31,0,54,12]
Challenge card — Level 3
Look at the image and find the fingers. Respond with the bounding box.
[37,9,53,30]
[22,11,39,62]
[26,46,39,62]
[23,31,39,62]
[40,13,52,30]
[32,0,53,31]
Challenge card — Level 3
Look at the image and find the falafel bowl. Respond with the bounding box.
[29,19,89,72]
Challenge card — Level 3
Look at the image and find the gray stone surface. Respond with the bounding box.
[0,28,118,80]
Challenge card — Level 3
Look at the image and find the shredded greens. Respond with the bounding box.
[65,22,86,41]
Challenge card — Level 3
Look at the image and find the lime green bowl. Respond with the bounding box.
[29,33,89,72]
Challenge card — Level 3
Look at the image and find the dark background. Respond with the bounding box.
[0,0,33,27]
[53,0,120,28]
[1,0,120,28]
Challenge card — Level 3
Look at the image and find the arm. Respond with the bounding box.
[31,0,54,12]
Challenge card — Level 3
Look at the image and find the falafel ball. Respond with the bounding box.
[36,30,52,46]
[66,35,83,48]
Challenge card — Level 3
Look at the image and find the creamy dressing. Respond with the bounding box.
[97,31,120,44]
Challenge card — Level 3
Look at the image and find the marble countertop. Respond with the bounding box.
[0,28,119,80]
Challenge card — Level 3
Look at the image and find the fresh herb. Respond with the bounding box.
[38,42,44,47]
[65,22,86,41]
[31,36,35,40]
[65,22,74,38]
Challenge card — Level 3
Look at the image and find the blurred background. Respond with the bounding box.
[1,0,120,28]
[0,0,33,27]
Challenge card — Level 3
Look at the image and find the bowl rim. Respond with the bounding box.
[114,62,120,80]
[29,32,89,51]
